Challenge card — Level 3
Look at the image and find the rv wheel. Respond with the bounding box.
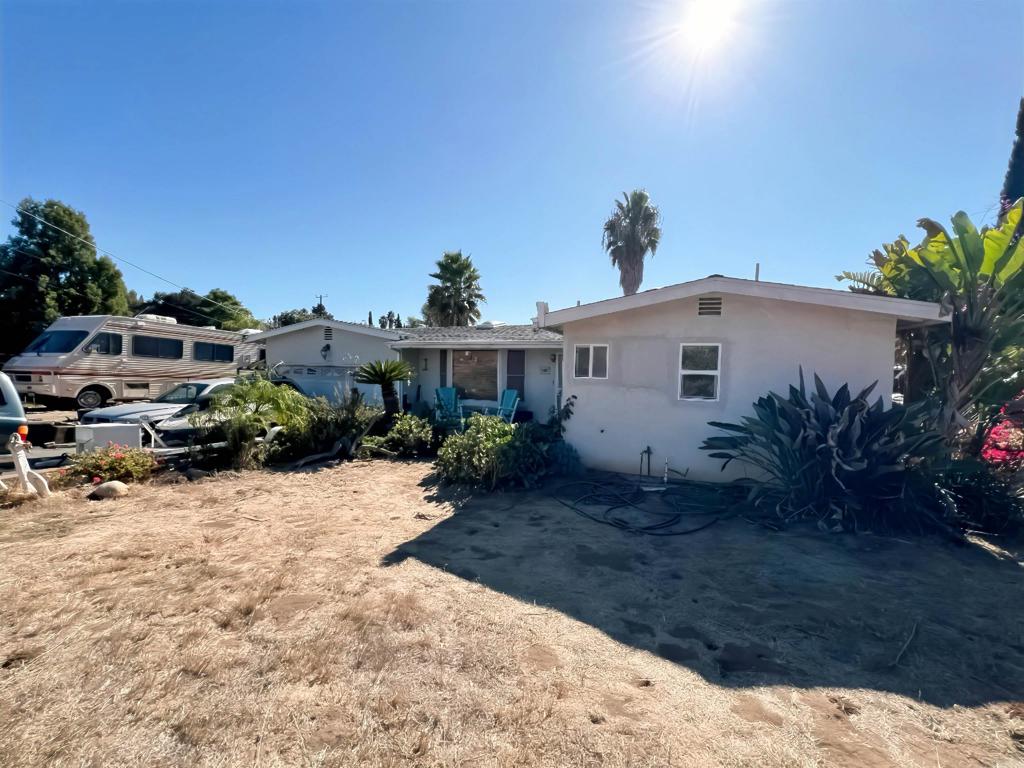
[76,386,110,410]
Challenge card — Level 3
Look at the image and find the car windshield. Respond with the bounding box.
[24,330,89,354]
[154,383,209,404]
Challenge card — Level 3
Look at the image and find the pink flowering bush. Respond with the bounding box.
[68,443,158,484]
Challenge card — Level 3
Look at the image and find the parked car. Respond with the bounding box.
[0,371,29,454]
[79,378,236,426]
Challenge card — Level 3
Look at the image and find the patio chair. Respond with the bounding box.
[495,389,520,423]
[434,387,464,430]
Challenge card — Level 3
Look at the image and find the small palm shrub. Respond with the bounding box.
[267,391,380,464]
[68,443,158,484]
[701,370,950,534]
[354,360,415,417]
[198,377,311,469]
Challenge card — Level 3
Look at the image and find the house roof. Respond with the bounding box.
[391,324,563,349]
[536,276,949,329]
[246,319,402,342]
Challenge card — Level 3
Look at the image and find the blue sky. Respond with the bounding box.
[2,0,1022,324]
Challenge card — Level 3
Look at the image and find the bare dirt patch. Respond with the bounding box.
[0,460,1022,766]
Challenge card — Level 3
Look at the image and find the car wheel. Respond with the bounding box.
[76,387,110,410]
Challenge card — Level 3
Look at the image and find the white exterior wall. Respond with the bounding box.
[262,326,397,370]
[559,294,897,480]
[263,325,399,404]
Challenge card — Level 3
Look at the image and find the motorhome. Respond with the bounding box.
[2,314,260,409]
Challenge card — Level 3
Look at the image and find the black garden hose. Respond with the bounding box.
[552,476,743,536]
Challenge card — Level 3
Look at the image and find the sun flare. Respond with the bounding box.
[683,0,741,53]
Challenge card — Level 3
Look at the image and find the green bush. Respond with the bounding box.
[437,414,516,487]
[267,391,380,464]
[932,459,1024,534]
[701,370,950,534]
[436,398,580,489]
[385,413,434,457]
[68,443,158,484]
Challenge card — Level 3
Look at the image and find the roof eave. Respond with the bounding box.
[391,340,563,349]
[539,277,948,327]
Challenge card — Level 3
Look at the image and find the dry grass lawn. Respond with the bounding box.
[1,460,1023,767]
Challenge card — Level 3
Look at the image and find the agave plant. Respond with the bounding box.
[700,369,949,534]
[354,359,415,417]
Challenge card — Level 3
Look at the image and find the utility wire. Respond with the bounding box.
[6,246,227,327]
[0,198,252,320]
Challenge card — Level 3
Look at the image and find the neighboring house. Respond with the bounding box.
[247,319,402,403]
[248,319,565,419]
[394,324,564,420]
[535,276,948,480]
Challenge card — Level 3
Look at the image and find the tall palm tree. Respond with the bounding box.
[602,190,662,296]
[423,251,485,326]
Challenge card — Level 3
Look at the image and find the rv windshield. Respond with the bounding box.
[24,330,89,354]
[154,383,209,404]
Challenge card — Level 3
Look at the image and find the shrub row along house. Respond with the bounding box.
[250,274,948,481]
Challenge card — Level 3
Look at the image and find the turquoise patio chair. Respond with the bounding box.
[434,387,464,430]
[495,389,520,423]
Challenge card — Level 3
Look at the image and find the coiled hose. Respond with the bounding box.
[551,476,745,536]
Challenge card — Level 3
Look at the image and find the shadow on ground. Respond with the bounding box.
[384,474,1024,708]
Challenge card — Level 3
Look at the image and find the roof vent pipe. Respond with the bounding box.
[755,262,760,281]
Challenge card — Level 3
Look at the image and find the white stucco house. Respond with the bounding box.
[248,319,564,419]
[535,276,948,480]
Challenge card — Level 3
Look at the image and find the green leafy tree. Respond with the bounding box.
[1001,98,1024,217]
[403,315,425,328]
[839,201,1024,450]
[269,304,334,328]
[143,287,261,330]
[354,359,414,416]
[423,251,485,326]
[602,189,662,296]
[0,198,130,354]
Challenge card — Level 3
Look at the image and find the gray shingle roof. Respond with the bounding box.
[394,324,562,346]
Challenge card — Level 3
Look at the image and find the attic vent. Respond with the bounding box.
[323,327,333,341]
[698,297,723,316]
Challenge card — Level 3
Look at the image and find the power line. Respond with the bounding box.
[5,246,226,327]
[0,198,251,320]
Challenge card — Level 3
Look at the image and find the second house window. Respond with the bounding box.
[574,344,608,379]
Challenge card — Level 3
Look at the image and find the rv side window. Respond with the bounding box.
[132,335,184,359]
[193,342,234,362]
[86,332,123,355]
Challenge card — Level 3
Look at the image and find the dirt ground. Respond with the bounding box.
[1,461,1023,767]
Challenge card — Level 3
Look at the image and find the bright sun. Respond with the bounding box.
[683,0,741,54]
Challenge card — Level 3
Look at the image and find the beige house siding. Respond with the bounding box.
[558,294,897,480]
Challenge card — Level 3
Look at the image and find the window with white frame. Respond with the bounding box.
[574,344,608,379]
[679,343,720,400]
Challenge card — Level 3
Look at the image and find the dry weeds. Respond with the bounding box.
[0,460,1021,767]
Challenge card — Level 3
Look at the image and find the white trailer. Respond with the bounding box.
[2,314,260,409]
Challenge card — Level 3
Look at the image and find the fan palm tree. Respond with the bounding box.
[423,251,485,326]
[602,190,662,296]
[355,359,415,416]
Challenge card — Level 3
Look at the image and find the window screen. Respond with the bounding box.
[194,342,234,362]
[679,344,720,400]
[574,344,608,379]
[439,349,448,387]
[506,350,526,398]
[132,335,184,359]
[452,350,498,400]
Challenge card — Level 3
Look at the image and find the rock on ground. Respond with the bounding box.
[87,481,129,500]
